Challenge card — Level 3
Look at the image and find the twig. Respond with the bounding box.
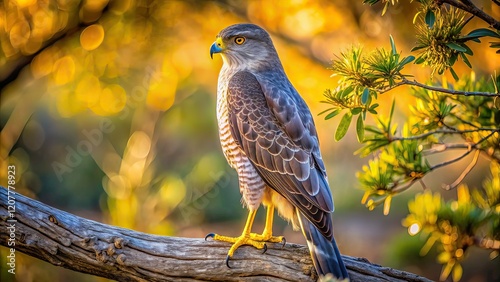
[376,79,500,97]
[393,178,420,193]
[430,131,496,171]
[442,149,480,190]
[423,143,473,155]
[449,113,482,129]
[392,128,499,141]
[389,133,492,194]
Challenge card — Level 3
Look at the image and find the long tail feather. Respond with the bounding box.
[298,211,348,279]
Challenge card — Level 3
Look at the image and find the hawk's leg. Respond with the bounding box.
[249,205,285,244]
[205,205,285,267]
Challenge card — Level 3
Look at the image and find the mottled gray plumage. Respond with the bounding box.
[212,23,348,279]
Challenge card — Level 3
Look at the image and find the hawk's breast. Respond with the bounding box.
[216,68,266,210]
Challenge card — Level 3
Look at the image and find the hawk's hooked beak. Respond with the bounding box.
[210,37,224,59]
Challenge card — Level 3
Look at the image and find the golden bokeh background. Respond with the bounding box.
[0,0,498,281]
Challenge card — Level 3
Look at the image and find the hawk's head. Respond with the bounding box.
[210,23,279,69]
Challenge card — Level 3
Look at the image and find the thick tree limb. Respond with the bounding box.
[0,187,432,281]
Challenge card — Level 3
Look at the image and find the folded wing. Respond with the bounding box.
[227,71,335,240]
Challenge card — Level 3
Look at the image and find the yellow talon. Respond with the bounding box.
[205,205,286,267]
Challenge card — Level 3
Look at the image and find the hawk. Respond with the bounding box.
[207,23,348,279]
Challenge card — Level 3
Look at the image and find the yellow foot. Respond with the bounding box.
[205,233,286,268]
[249,232,285,244]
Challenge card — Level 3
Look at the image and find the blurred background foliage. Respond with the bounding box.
[0,0,498,281]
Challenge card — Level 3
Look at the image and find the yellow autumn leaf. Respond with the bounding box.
[383,195,392,215]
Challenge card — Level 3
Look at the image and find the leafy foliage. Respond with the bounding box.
[324,1,500,280]
[403,166,500,281]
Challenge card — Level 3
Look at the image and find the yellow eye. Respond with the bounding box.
[234,37,245,45]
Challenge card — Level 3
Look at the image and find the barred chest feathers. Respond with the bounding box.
[216,67,266,211]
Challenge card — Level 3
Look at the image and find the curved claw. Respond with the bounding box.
[280,237,286,248]
[262,243,268,254]
[225,255,232,268]
[204,233,215,241]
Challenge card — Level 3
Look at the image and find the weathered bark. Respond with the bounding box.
[0,187,432,281]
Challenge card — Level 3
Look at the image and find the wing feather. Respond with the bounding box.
[227,71,335,240]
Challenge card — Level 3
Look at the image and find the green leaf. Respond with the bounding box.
[361,87,370,104]
[462,44,473,55]
[388,99,395,130]
[356,114,365,142]
[351,107,363,115]
[317,107,334,115]
[449,53,458,66]
[410,45,425,52]
[339,85,354,98]
[400,55,415,67]
[342,85,354,97]
[368,103,379,114]
[462,28,500,40]
[389,35,397,55]
[446,42,467,52]
[449,67,459,81]
[415,55,425,64]
[460,53,472,68]
[325,109,341,120]
[489,42,500,48]
[335,112,353,141]
[425,10,435,28]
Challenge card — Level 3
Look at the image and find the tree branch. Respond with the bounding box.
[439,0,500,30]
[0,187,432,281]
[391,128,499,141]
[376,79,500,97]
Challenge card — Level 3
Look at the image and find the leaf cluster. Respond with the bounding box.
[365,0,500,79]
[321,38,414,142]
[413,7,500,79]
[324,1,500,279]
[356,74,499,212]
[357,100,432,215]
[402,163,500,281]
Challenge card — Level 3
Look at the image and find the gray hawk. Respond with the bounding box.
[207,23,348,280]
